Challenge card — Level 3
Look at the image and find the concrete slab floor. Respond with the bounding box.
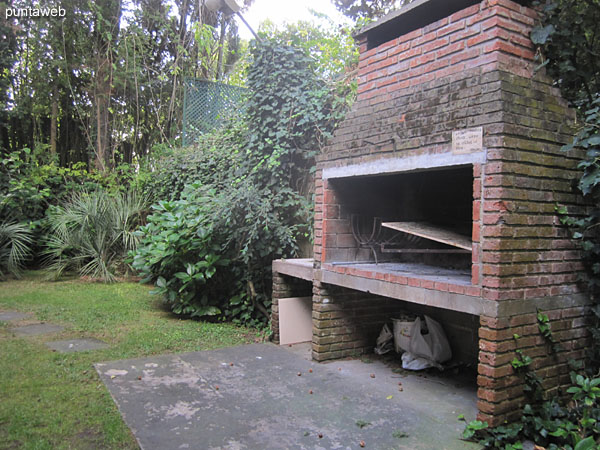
[0,311,30,322]
[97,343,480,450]
[10,323,65,336]
[46,338,109,353]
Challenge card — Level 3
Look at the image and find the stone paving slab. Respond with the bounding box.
[0,311,30,322]
[97,343,480,450]
[10,323,65,336]
[46,338,109,353]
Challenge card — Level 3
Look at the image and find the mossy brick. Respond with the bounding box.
[477,374,521,390]
[312,344,331,353]
[479,351,515,367]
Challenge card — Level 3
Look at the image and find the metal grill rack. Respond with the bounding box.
[350,214,471,265]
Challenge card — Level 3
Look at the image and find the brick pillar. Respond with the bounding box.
[477,306,590,426]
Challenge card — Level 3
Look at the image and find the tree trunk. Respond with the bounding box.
[50,87,58,156]
[94,65,111,172]
[166,0,189,139]
[92,0,122,172]
[216,16,227,81]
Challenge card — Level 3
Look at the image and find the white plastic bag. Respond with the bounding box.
[401,351,433,370]
[408,315,452,365]
[391,318,413,353]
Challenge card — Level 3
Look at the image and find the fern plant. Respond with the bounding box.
[0,221,33,279]
[43,189,146,282]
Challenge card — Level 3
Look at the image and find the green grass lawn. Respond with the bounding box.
[0,272,259,449]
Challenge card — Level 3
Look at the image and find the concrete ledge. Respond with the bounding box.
[321,151,487,180]
[273,259,314,281]
[320,269,496,316]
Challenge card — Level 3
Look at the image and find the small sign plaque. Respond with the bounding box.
[452,127,483,155]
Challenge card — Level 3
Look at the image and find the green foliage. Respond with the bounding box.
[0,146,141,273]
[257,17,359,112]
[3,0,255,168]
[139,121,246,202]
[464,373,600,449]
[132,180,305,325]
[0,221,33,278]
[533,0,600,295]
[0,147,134,228]
[531,0,600,107]
[0,1,17,121]
[246,38,348,191]
[556,96,600,294]
[132,190,227,318]
[533,0,600,386]
[258,16,359,82]
[133,36,350,326]
[333,0,412,20]
[463,420,525,449]
[511,349,533,370]
[587,305,600,372]
[43,189,146,282]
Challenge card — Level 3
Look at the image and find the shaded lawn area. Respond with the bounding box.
[0,272,259,449]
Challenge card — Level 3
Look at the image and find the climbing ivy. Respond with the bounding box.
[531,0,600,299]
[245,38,349,193]
[530,0,600,108]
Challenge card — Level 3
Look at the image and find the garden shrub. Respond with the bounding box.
[0,148,135,225]
[132,37,349,326]
[0,146,140,265]
[132,189,228,318]
[132,180,306,326]
[139,121,246,203]
[43,189,147,282]
[0,221,33,278]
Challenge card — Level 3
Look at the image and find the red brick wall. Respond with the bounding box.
[356,0,536,101]
[478,305,590,425]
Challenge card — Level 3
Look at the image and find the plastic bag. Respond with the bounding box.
[392,318,413,353]
[401,351,433,370]
[374,323,394,355]
[408,315,452,365]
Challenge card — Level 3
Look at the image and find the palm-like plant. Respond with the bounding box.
[0,221,33,279]
[43,190,147,282]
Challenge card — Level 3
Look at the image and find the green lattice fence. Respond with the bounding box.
[182,78,247,147]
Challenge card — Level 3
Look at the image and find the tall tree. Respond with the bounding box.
[91,0,122,171]
[0,1,18,153]
[2,0,255,169]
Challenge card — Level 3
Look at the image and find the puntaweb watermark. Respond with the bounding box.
[5,6,66,20]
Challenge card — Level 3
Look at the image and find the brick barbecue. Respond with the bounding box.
[271,0,591,425]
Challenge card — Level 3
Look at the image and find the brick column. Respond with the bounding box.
[477,304,590,426]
